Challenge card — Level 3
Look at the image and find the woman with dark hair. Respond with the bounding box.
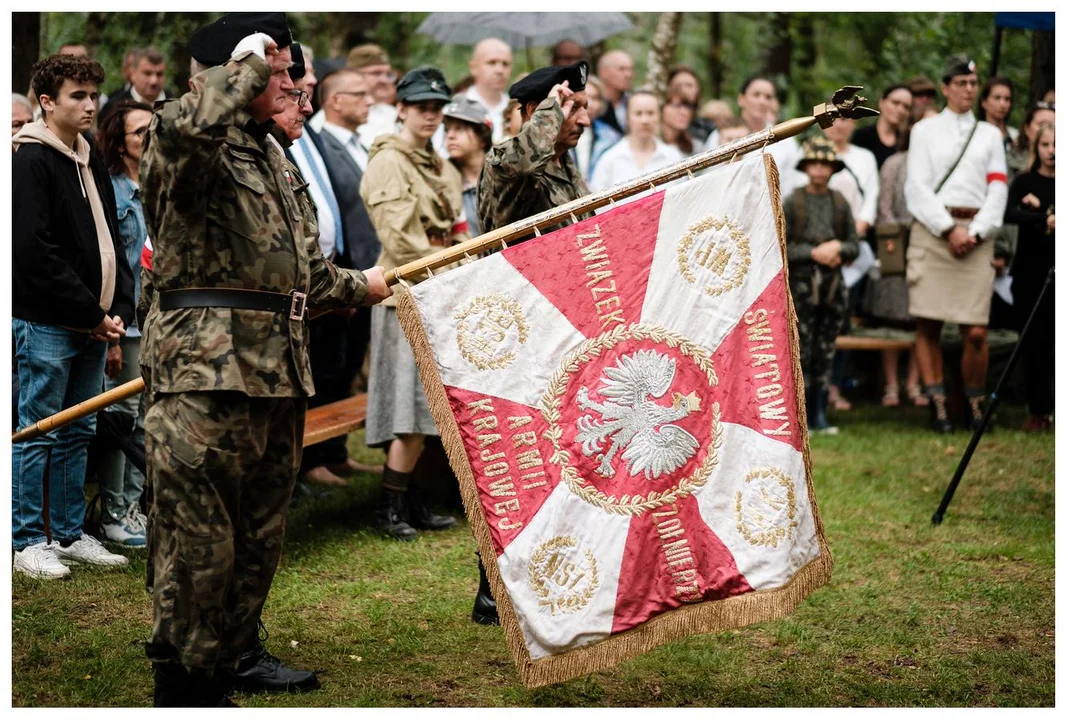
[667,64,713,144]
[360,67,468,540]
[443,96,493,237]
[852,84,913,169]
[978,77,1018,152]
[660,90,696,157]
[93,99,153,547]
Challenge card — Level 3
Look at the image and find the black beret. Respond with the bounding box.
[509,61,588,106]
[188,12,292,68]
[288,43,305,81]
[942,54,977,83]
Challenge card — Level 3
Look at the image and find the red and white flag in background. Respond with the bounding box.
[398,154,832,687]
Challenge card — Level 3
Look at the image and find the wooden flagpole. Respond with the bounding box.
[11,86,876,444]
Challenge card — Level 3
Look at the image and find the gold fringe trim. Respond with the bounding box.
[395,157,833,688]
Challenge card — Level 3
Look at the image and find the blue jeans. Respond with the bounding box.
[11,319,107,549]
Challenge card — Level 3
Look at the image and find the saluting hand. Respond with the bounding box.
[361,266,392,306]
[548,81,575,117]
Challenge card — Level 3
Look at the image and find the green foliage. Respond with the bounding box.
[11,409,1054,707]
[36,12,1035,127]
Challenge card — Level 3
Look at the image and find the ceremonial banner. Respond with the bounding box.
[397,154,832,687]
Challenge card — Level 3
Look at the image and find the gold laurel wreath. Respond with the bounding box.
[734,466,799,548]
[453,294,530,371]
[541,323,722,516]
[528,536,600,614]
[676,215,752,298]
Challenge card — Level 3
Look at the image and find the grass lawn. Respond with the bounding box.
[11,404,1054,707]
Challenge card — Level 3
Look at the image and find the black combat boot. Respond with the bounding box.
[407,485,457,531]
[928,392,954,434]
[153,663,238,707]
[231,641,320,693]
[966,392,990,433]
[472,555,499,625]
[375,467,418,540]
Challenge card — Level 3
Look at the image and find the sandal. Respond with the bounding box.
[828,385,853,411]
[906,384,929,407]
[881,385,900,407]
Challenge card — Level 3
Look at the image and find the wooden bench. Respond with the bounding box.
[302,393,368,447]
[834,336,914,352]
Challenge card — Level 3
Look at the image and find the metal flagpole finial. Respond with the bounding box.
[813,85,880,129]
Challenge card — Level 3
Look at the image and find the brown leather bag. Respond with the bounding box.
[875,222,909,275]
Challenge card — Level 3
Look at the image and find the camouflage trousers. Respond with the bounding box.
[143,390,306,673]
[791,274,848,391]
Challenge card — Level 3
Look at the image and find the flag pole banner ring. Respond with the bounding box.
[397,153,832,688]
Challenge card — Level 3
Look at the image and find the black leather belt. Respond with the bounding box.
[159,288,308,321]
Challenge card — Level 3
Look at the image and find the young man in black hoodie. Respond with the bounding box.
[12,53,135,579]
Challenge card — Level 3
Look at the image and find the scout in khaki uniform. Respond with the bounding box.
[904,54,1008,433]
[785,137,861,435]
[360,67,467,541]
[139,13,390,706]
[477,61,594,234]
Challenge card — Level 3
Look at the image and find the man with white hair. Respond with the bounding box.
[465,37,513,142]
[11,93,33,136]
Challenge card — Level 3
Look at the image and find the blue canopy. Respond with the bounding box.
[995,12,1055,31]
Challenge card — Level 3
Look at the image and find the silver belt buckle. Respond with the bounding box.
[289,291,308,321]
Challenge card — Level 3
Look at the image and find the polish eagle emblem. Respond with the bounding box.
[574,350,701,480]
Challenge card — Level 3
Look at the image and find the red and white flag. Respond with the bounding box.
[398,154,831,687]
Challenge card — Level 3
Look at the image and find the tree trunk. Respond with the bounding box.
[646,12,683,100]
[83,12,110,59]
[1029,29,1055,107]
[763,12,792,88]
[12,12,40,96]
[708,12,723,99]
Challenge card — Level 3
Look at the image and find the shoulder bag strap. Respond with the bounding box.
[934,120,979,194]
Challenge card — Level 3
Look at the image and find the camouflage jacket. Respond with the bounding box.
[139,51,368,398]
[477,97,591,234]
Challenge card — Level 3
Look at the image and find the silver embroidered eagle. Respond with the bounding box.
[574,350,701,480]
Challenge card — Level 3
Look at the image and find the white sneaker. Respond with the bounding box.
[102,504,147,548]
[13,542,72,580]
[53,533,129,567]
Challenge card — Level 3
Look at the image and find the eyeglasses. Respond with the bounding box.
[287,89,310,109]
[126,126,149,138]
[1035,101,1055,111]
[359,68,397,83]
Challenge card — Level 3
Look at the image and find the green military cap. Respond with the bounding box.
[188,12,293,68]
[797,136,845,173]
[941,54,977,84]
[509,61,588,106]
[396,66,451,104]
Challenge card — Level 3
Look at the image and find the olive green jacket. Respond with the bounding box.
[360,133,469,307]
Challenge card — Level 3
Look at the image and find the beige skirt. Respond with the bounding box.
[906,218,994,326]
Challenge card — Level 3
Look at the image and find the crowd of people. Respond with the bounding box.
[9,11,1055,707]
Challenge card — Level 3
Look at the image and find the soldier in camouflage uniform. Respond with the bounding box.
[138,13,389,706]
[784,137,860,434]
[477,61,594,235]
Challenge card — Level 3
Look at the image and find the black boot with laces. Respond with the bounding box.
[230,624,320,693]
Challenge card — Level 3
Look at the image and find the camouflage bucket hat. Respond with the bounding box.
[797,136,845,173]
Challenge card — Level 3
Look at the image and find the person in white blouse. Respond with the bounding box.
[703,76,805,199]
[904,55,1008,433]
[821,117,880,236]
[589,90,683,195]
